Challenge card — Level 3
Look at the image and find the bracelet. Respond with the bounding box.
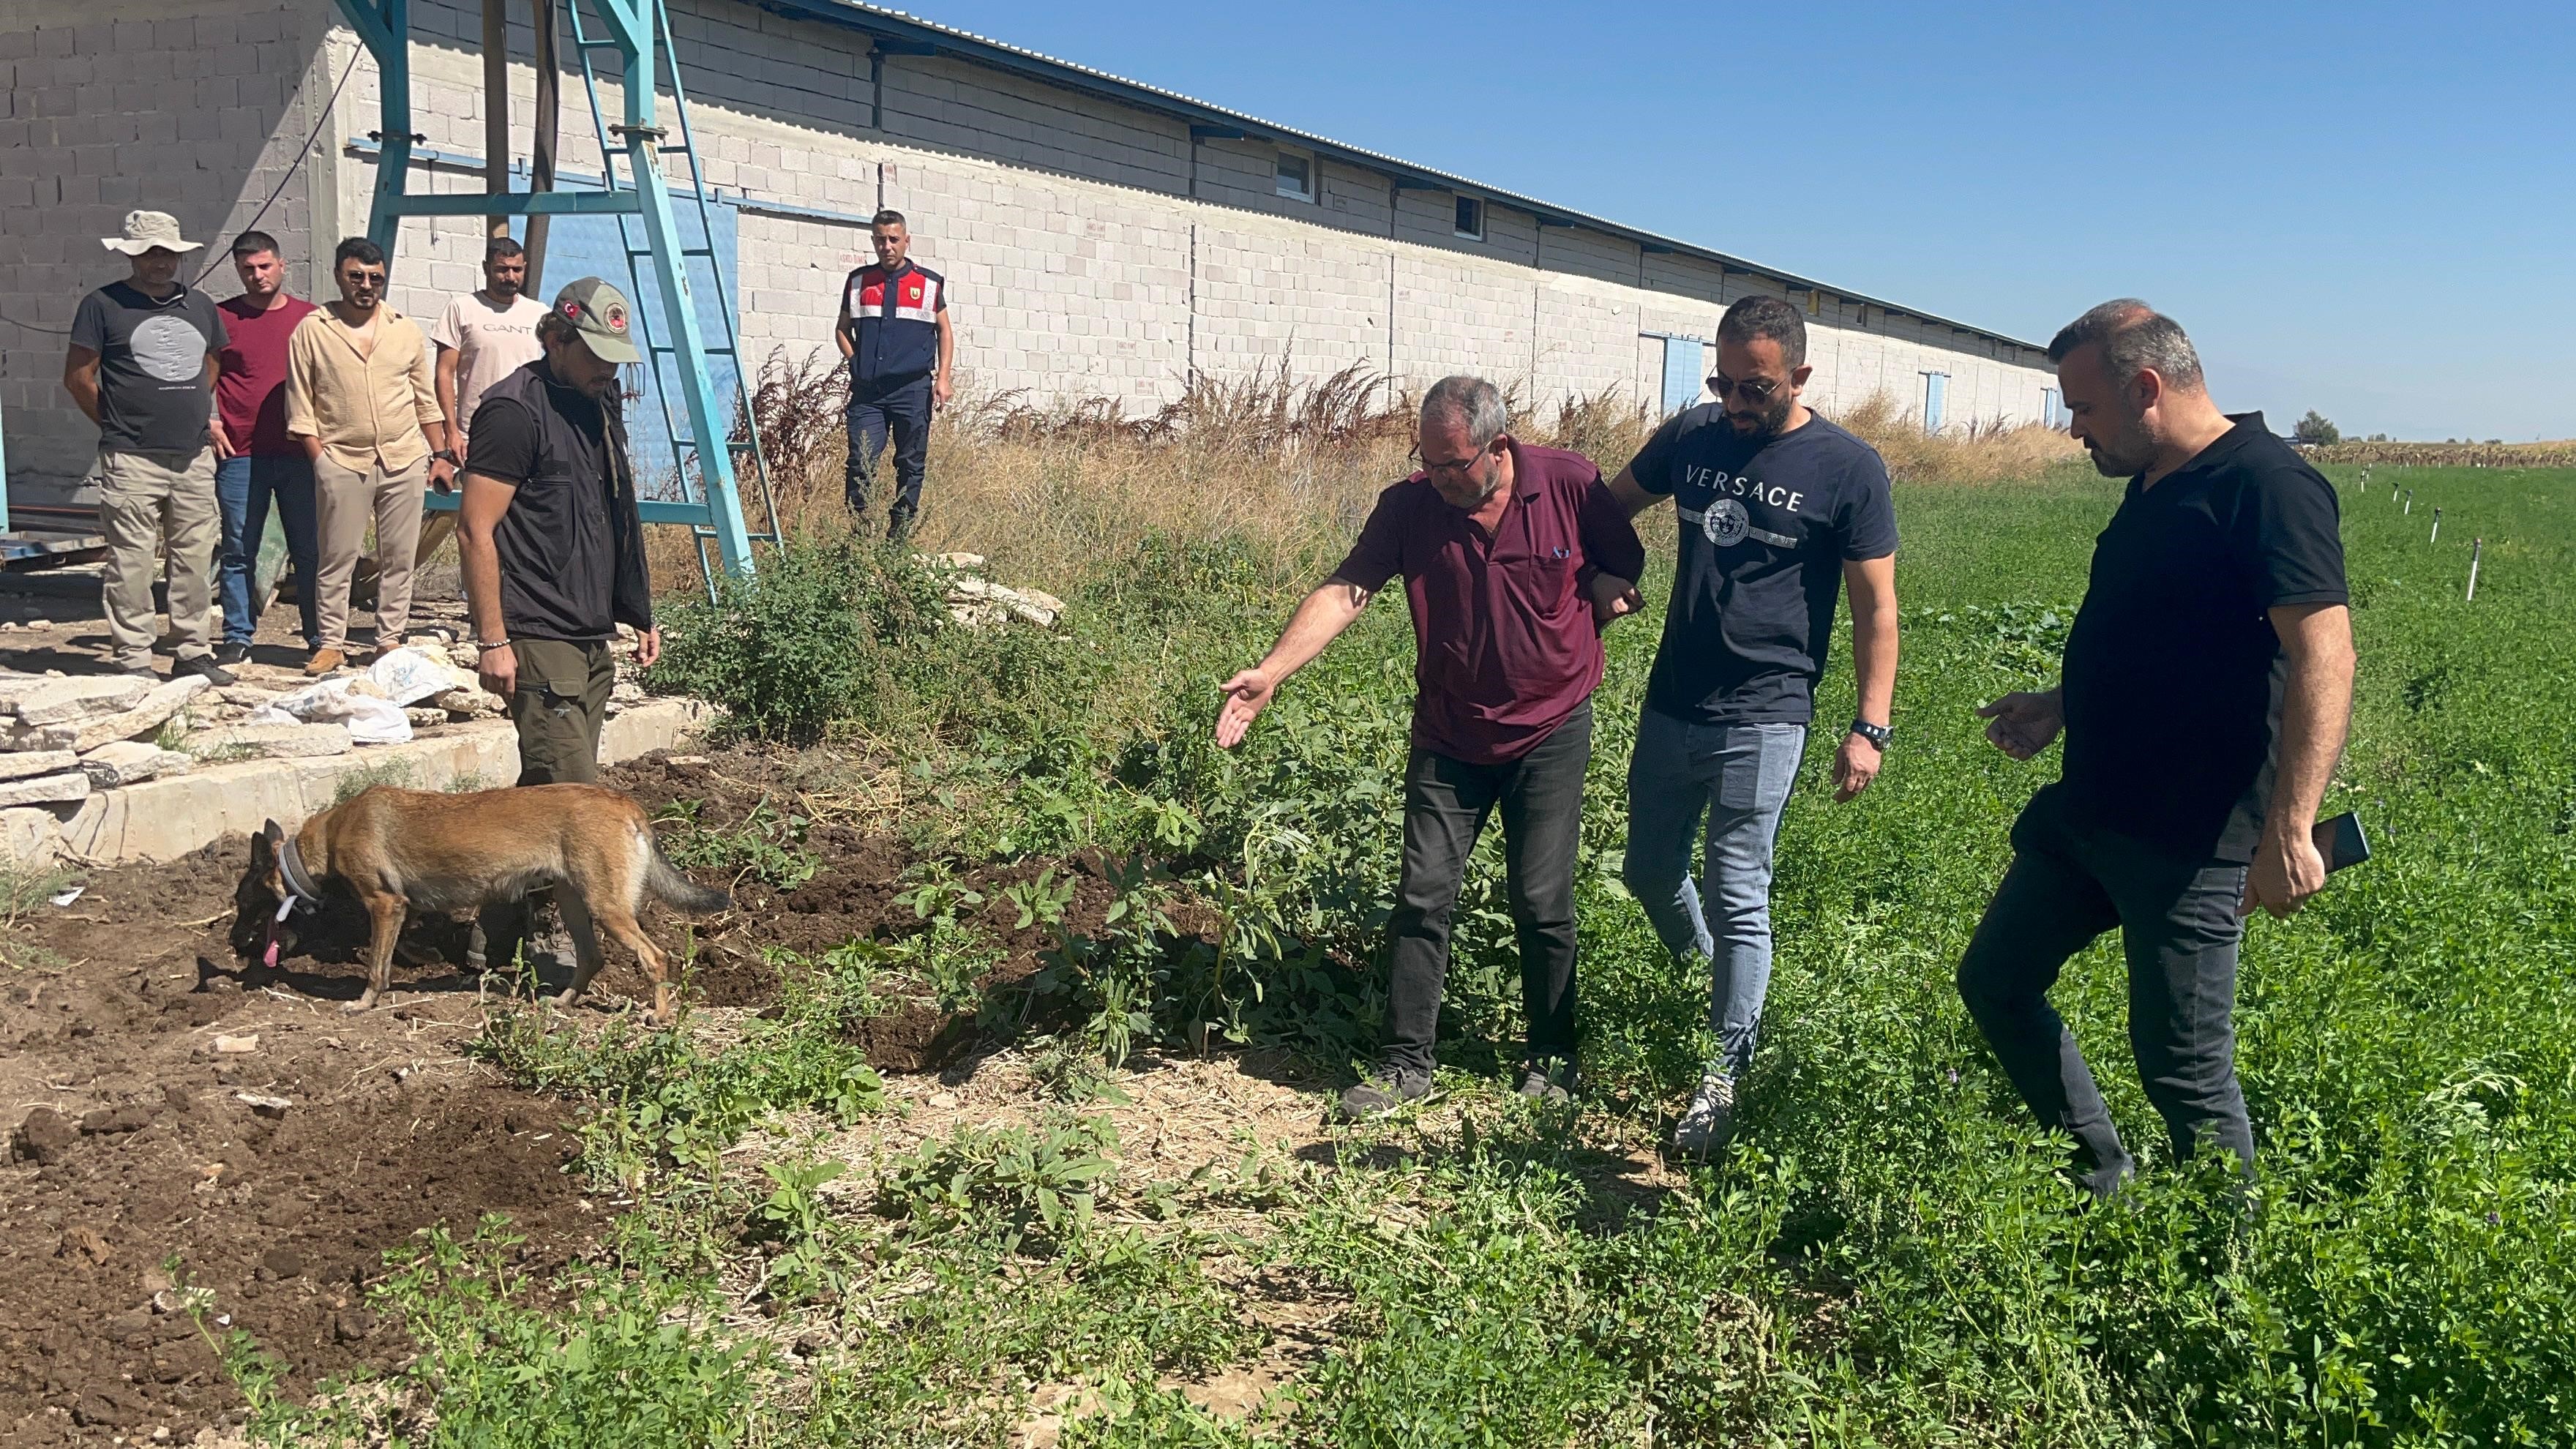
[478,640,511,653]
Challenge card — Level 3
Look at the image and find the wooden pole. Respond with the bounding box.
[482,0,509,241]
[523,0,558,291]
[2466,539,2482,601]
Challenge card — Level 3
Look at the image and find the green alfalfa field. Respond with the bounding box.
[211,453,2575,1448]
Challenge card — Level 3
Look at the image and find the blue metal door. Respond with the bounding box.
[1922,371,1948,434]
[532,198,743,501]
[1661,337,1705,414]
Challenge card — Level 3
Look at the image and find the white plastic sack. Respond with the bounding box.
[246,677,413,746]
[368,645,470,707]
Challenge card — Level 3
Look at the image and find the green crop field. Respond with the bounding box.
[226,462,2576,1447]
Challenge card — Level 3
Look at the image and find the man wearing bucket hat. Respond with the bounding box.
[62,210,238,684]
[456,278,662,978]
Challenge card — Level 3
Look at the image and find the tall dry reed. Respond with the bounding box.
[664,351,2080,594]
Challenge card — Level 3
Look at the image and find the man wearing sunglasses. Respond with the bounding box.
[1216,375,1648,1118]
[1602,296,1901,1157]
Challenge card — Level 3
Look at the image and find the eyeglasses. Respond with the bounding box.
[1411,444,1492,476]
[1707,374,1782,404]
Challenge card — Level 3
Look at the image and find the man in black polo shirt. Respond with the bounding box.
[835,209,954,540]
[458,277,659,787]
[1961,300,2354,1198]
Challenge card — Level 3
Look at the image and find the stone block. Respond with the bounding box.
[0,749,79,782]
[0,772,89,807]
[0,807,61,863]
[187,722,353,760]
[77,741,190,788]
[3,675,147,722]
[66,675,210,753]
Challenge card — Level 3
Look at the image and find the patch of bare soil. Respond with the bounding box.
[0,842,592,1448]
[603,749,1163,1073]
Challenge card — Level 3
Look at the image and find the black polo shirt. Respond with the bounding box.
[464,361,654,643]
[2055,413,2346,861]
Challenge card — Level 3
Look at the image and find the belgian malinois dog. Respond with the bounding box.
[236,784,732,1023]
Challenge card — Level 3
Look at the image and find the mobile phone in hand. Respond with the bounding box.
[2313,812,2370,874]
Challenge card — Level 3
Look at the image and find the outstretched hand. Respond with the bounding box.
[1215,667,1277,749]
[1976,690,2064,760]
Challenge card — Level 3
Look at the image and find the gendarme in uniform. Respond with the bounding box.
[463,279,654,785]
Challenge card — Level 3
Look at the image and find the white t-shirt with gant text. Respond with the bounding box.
[431,291,549,449]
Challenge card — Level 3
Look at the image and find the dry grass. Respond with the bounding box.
[2310,439,2576,468]
[659,352,2081,592]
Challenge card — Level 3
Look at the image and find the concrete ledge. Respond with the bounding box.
[20,697,713,867]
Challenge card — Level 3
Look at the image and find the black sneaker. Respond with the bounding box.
[1336,1066,1433,1121]
[1516,1055,1576,1105]
[170,654,237,687]
[213,641,252,666]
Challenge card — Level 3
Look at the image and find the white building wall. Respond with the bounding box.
[2,0,2061,495]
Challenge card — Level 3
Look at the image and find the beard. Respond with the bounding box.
[1726,392,1796,443]
[2082,419,2156,477]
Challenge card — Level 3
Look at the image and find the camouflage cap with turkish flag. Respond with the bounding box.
[551,277,643,364]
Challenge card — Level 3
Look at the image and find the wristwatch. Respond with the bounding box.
[433,449,460,465]
[1849,719,1893,749]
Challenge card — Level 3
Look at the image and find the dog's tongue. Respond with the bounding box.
[261,938,281,970]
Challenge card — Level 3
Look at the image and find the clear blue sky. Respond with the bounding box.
[910,0,2572,441]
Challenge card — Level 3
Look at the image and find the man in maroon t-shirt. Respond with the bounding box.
[211,231,321,662]
[1216,375,1648,1117]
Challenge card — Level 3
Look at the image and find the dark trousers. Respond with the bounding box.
[215,453,321,648]
[1382,700,1592,1075]
[845,376,932,538]
[1955,786,2255,1197]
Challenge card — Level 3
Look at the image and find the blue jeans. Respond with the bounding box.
[216,453,321,649]
[845,375,933,539]
[1622,708,1808,1080]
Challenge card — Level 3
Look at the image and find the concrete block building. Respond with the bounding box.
[1,0,2063,498]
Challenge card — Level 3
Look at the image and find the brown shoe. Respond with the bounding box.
[304,647,347,676]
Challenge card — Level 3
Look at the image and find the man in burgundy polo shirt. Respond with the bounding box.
[1217,375,1648,1117]
[211,230,321,662]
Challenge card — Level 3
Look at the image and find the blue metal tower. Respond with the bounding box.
[332,0,771,583]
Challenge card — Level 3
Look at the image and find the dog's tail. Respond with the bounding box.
[644,842,733,916]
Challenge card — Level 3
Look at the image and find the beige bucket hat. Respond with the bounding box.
[100,210,203,256]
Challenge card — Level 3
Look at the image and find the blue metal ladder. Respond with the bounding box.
[333,0,772,587]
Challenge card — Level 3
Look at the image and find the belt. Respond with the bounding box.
[1676,504,1800,550]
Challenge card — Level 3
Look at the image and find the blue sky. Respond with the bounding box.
[910,0,2572,441]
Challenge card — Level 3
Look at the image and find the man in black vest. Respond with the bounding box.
[835,209,953,539]
[457,277,658,787]
[1960,300,2354,1199]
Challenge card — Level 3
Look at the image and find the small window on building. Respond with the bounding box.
[1806,289,1823,317]
[1275,151,1314,202]
[1453,195,1483,240]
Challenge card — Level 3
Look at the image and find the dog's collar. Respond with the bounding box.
[277,834,325,913]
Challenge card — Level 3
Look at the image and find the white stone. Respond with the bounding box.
[427,685,505,717]
[0,771,89,807]
[77,741,190,788]
[0,749,79,782]
[185,722,353,760]
[66,675,211,753]
[10,675,150,725]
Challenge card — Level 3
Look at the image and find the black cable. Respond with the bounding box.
[0,47,364,340]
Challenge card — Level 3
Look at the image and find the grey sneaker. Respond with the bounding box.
[171,653,237,687]
[1337,1066,1433,1121]
[1516,1055,1576,1105]
[1670,1067,1736,1158]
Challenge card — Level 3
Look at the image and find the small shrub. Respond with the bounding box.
[656,797,819,891]
[880,1110,1118,1249]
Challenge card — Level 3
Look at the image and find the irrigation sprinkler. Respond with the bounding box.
[2466,539,2482,600]
[2404,490,2414,515]
[2430,507,2441,544]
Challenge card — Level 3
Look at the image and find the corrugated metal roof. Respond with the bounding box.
[742,0,2045,354]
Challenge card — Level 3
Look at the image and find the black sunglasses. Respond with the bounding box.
[1708,374,1781,403]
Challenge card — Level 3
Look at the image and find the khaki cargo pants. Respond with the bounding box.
[97,446,219,671]
[473,637,617,977]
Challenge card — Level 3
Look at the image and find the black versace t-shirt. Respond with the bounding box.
[2055,413,2348,862]
[1627,407,1898,724]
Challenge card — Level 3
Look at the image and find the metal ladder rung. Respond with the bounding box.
[624,247,719,260]
[646,342,738,356]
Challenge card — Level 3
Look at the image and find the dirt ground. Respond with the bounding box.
[0,744,1169,1445]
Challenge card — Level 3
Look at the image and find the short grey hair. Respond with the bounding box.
[2047,299,2204,392]
[1420,375,1508,449]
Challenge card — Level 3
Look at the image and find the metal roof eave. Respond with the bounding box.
[740,0,2045,356]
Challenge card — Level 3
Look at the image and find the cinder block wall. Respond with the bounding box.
[2,0,2059,496]
[0,0,344,497]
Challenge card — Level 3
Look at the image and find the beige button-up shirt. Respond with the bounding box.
[283,304,443,473]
